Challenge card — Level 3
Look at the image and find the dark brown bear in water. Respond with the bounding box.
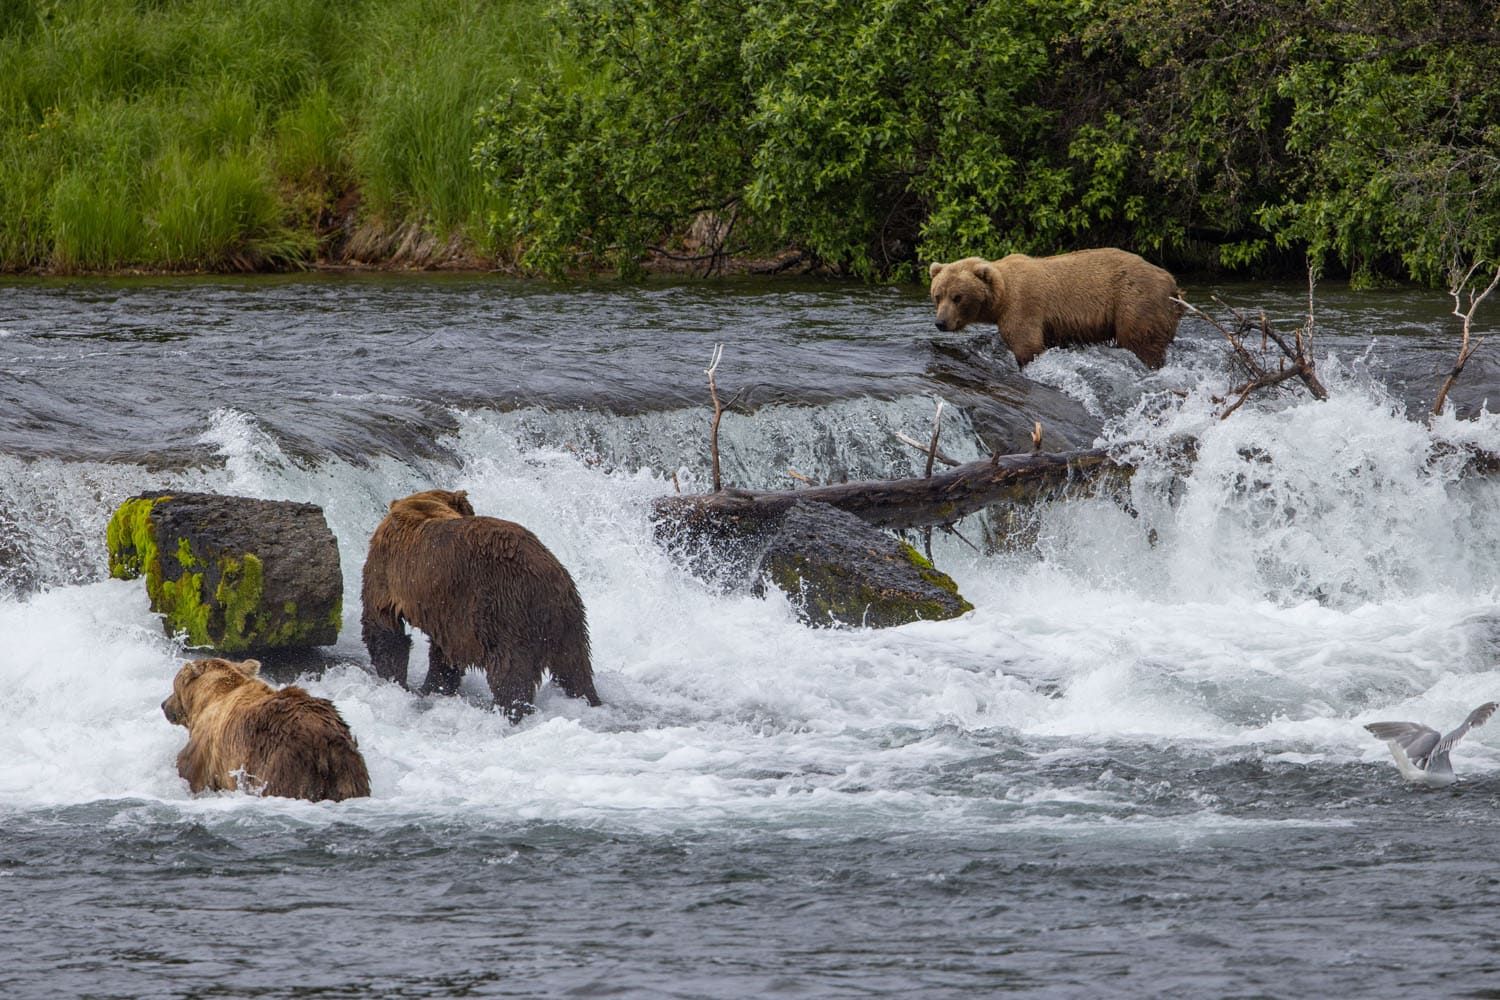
[360,489,600,722]
[928,248,1183,370]
[161,657,371,802]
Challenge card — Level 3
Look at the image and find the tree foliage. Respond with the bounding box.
[475,0,1500,284]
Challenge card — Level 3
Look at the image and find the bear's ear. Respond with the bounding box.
[928,261,945,278]
[183,659,209,679]
[973,263,996,288]
[454,490,468,503]
[230,659,262,677]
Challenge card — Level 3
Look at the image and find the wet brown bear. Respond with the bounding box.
[161,657,370,802]
[929,248,1182,370]
[360,489,600,722]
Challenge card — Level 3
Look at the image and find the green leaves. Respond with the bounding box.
[476,0,1103,278]
[475,0,1500,284]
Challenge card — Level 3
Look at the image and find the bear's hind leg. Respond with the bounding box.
[484,654,539,724]
[362,610,412,688]
[419,641,465,697]
[549,654,601,707]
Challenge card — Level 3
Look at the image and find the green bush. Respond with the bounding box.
[476,0,1500,284]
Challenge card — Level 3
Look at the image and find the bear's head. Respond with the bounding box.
[386,489,474,523]
[161,657,262,727]
[929,258,998,332]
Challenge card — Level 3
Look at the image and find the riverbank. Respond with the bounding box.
[0,0,557,275]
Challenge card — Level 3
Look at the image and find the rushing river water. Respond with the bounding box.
[1,274,1499,998]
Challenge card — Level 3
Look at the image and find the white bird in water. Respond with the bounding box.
[1365,702,1497,786]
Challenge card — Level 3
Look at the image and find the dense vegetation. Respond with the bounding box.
[0,0,558,272]
[477,0,1500,285]
[4,0,1496,283]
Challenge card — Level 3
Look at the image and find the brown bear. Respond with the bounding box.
[360,489,600,722]
[928,248,1182,370]
[161,657,370,802]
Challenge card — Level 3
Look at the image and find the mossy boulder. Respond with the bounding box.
[107,491,342,653]
[656,499,972,628]
[755,502,972,628]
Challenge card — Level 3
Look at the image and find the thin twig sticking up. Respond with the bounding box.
[921,399,947,561]
[924,400,946,478]
[706,343,725,492]
[1432,260,1500,417]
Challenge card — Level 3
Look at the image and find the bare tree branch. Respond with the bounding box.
[1432,260,1499,417]
[895,432,960,467]
[1174,294,1329,418]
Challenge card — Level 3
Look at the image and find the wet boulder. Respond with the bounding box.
[657,499,972,628]
[106,491,342,653]
[756,502,972,627]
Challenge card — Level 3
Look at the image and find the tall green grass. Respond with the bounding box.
[0,0,561,272]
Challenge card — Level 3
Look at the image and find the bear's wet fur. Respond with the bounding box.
[360,489,600,722]
[161,657,370,802]
[929,248,1182,370]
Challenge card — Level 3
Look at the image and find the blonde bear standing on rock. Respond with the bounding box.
[928,248,1183,370]
[161,657,371,802]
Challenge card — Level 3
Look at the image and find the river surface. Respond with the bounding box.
[1,274,1499,998]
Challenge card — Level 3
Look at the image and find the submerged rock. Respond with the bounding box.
[657,499,972,628]
[106,492,342,653]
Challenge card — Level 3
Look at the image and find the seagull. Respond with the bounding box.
[1365,702,1497,786]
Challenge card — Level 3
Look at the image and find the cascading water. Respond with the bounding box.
[1,276,1497,996]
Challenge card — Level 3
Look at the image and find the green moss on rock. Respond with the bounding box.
[214,553,263,652]
[158,567,212,646]
[106,495,167,580]
[900,542,973,608]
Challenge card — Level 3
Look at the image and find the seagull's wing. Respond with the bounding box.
[1436,701,1499,756]
[1365,721,1442,768]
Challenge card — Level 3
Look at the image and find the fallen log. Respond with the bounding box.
[653,448,1129,532]
[656,437,1500,536]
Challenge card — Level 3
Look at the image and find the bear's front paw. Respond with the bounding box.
[501,700,536,725]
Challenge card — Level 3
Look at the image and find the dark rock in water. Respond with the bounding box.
[923,336,1104,452]
[657,499,972,628]
[756,503,972,628]
[106,492,342,653]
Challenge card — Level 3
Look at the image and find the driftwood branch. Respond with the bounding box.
[706,343,725,492]
[1175,294,1329,416]
[1432,260,1499,417]
[895,432,961,467]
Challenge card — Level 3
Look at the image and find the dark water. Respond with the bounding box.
[5,273,1492,465]
[9,768,1500,998]
[2,274,1499,998]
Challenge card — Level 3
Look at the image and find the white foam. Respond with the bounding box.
[1,385,1497,834]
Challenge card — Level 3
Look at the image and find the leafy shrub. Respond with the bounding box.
[477,0,1500,283]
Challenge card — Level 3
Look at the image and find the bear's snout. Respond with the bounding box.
[161,694,185,726]
[934,319,949,332]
